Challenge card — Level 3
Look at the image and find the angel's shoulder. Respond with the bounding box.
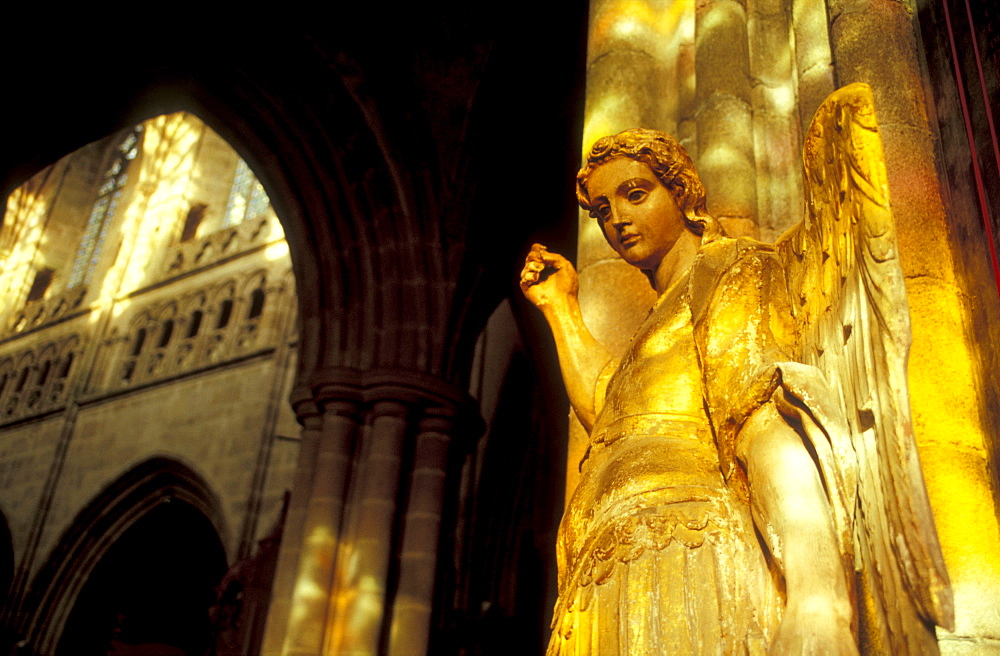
[689,236,787,324]
[702,237,784,284]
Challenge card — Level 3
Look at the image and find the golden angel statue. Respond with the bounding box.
[519,83,954,654]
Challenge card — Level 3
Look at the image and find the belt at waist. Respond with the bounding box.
[581,412,714,469]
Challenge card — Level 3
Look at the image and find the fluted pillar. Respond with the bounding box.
[331,398,410,653]
[747,0,804,239]
[388,407,456,656]
[263,368,474,655]
[260,388,323,654]
[279,374,362,656]
[695,0,758,238]
[791,0,834,136]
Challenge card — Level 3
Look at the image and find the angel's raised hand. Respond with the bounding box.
[519,243,578,309]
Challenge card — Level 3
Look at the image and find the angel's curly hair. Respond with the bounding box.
[576,128,720,238]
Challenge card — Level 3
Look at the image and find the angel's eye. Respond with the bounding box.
[595,204,612,220]
[627,189,647,203]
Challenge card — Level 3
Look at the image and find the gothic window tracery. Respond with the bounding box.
[50,340,78,406]
[205,283,237,363]
[5,354,34,417]
[173,293,207,372]
[248,288,265,320]
[235,273,268,353]
[223,160,270,228]
[216,299,233,330]
[148,306,178,377]
[68,125,143,289]
[122,319,150,384]
[187,310,204,339]
[25,347,57,411]
[0,360,11,412]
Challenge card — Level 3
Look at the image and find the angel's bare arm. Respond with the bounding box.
[520,243,611,432]
[739,402,858,655]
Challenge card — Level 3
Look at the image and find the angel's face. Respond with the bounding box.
[586,157,686,271]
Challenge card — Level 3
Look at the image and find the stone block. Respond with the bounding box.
[879,123,957,283]
[918,441,1000,640]
[829,0,929,130]
[696,95,758,221]
[695,0,752,103]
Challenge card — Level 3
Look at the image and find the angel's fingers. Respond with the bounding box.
[538,249,570,268]
[525,244,548,263]
[519,270,540,289]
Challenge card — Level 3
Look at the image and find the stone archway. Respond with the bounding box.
[21,458,227,655]
[55,499,225,656]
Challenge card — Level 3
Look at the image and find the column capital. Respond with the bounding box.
[417,404,459,435]
[361,368,469,410]
[309,366,362,410]
[289,384,322,429]
[296,367,483,441]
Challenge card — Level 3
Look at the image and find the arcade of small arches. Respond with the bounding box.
[98,268,294,392]
[0,338,79,423]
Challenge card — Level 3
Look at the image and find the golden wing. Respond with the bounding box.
[775,83,954,652]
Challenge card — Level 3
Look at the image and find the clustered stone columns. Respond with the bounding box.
[747,0,808,237]
[262,368,473,656]
[694,0,757,239]
[387,408,454,655]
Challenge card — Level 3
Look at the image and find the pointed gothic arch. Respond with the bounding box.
[19,457,227,654]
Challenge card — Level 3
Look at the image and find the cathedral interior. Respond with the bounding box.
[1,2,999,654]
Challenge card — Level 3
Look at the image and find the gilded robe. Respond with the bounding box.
[548,235,856,656]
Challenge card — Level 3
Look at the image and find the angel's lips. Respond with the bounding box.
[619,233,640,247]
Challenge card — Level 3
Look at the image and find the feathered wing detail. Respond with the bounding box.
[775,83,954,652]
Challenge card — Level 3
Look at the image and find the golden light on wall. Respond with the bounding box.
[2,112,285,344]
[265,241,290,262]
[583,0,693,157]
[907,278,1000,640]
[109,114,202,303]
[0,176,55,309]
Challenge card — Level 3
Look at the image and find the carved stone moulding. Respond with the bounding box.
[5,286,89,338]
[300,366,482,437]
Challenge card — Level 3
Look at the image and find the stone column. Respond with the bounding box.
[791,0,834,136]
[259,387,322,654]
[695,0,758,238]
[263,368,475,655]
[388,406,456,656]
[748,0,804,239]
[827,0,1000,649]
[331,398,410,654]
[279,375,361,656]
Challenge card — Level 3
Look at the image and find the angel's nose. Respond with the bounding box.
[609,207,631,227]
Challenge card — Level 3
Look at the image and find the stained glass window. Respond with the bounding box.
[222,159,270,227]
[68,125,142,288]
